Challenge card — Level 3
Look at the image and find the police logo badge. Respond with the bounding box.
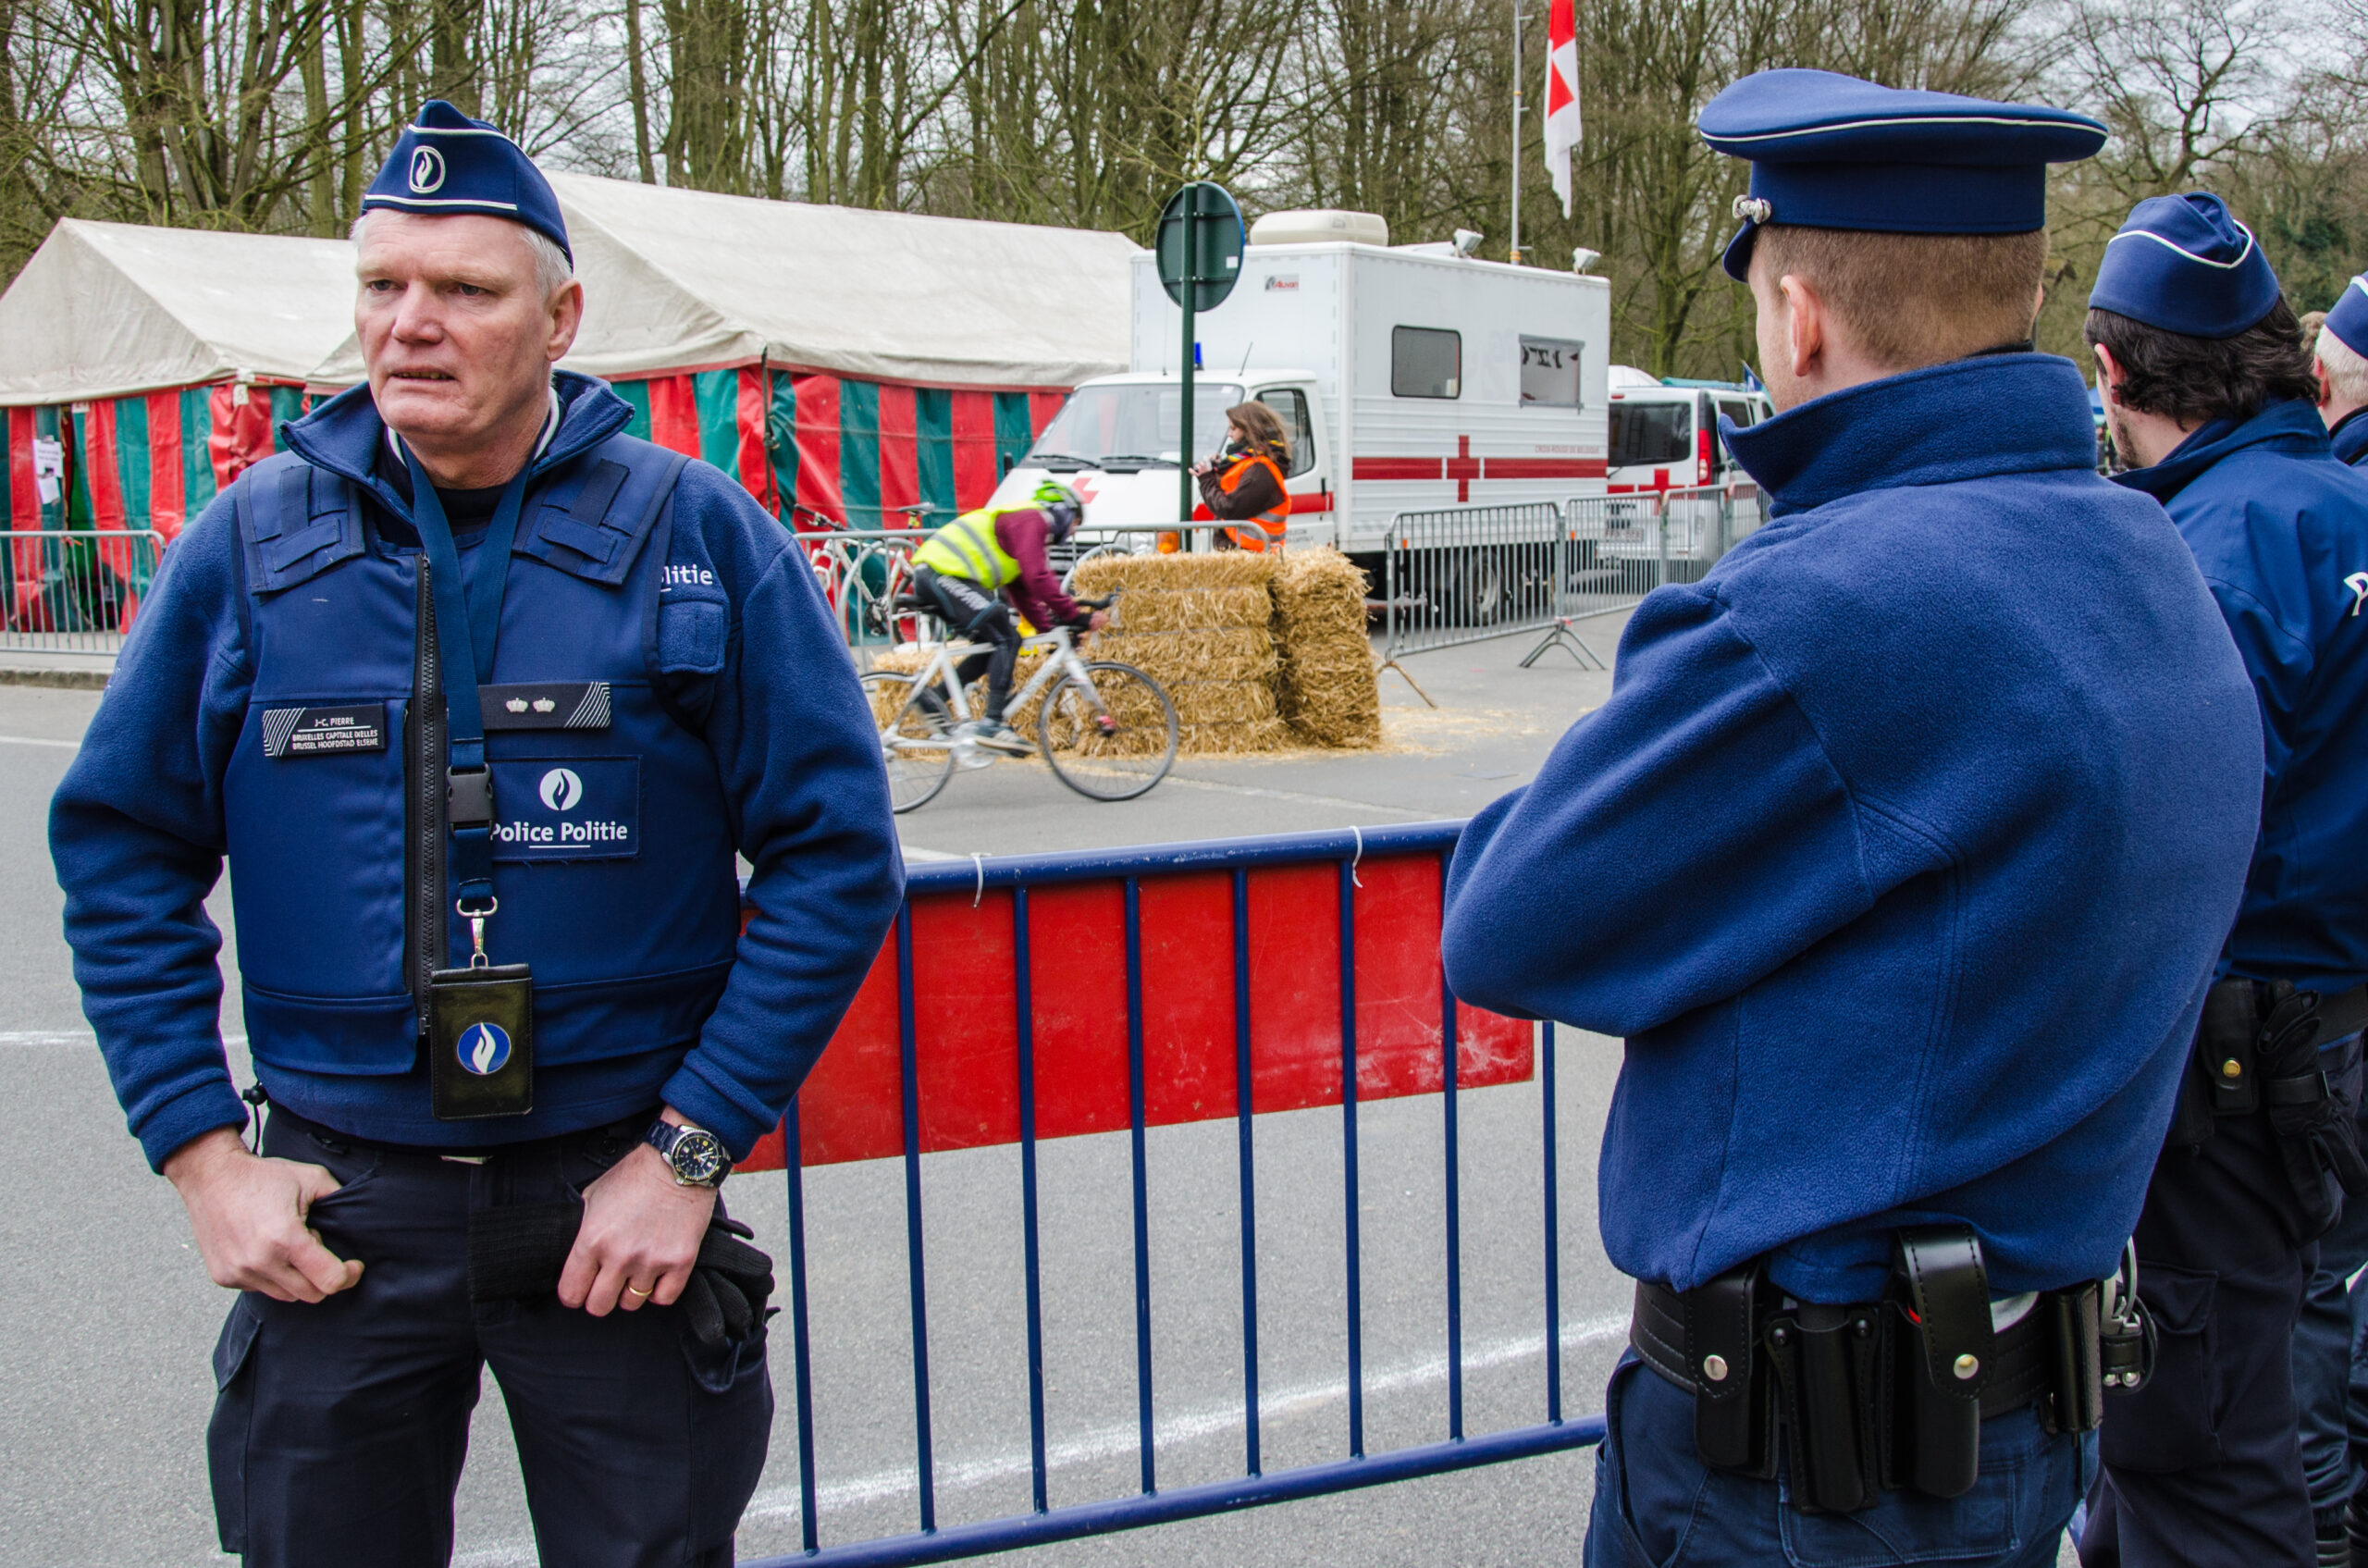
[538,767,583,811]
[409,146,446,194]
[458,1020,512,1076]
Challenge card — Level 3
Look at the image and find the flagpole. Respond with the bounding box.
[1510,0,1524,265]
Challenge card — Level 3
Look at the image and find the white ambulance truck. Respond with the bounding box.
[987,210,1614,586]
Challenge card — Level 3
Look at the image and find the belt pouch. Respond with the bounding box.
[2201,979,2261,1116]
[1685,1261,1771,1475]
[2040,1283,2103,1434]
[1770,1302,1881,1513]
[428,964,536,1119]
[1890,1226,1991,1498]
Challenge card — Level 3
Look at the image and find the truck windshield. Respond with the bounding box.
[1608,399,1694,469]
[1030,383,1245,469]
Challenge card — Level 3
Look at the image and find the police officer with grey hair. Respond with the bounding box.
[49,102,902,1565]
[1444,70,2262,1565]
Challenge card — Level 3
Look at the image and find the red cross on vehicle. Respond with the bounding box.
[1350,437,1603,496]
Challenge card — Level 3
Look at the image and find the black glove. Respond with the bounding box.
[678,1214,776,1351]
[466,1200,774,1352]
[2258,986,2368,1241]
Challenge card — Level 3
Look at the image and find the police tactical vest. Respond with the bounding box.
[223,435,744,1080]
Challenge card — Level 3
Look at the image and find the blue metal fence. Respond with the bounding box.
[746,822,1602,1567]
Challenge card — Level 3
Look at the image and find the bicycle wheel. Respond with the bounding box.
[860,671,956,813]
[1035,661,1178,801]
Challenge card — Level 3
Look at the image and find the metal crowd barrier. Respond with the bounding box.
[1379,489,1742,678]
[737,822,1600,1566]
[0,528,166,658]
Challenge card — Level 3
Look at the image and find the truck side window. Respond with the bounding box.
[1392,327,1462,399]
[1256,389,1318,477]
[1607,401,1692,469]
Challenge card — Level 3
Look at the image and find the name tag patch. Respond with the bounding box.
[263,703,388,758]
[480,682,611,731]
[488,757,638,861]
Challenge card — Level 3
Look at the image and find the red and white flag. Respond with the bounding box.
[1543,0,1582,217]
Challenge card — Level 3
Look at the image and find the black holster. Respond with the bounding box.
[2168,977,2368,1241]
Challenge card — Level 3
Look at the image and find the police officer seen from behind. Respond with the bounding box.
[48,102,902,1566]
[2314,278,2368,471]
[2083,196,2368,1568]
[1442,70,2263,1567]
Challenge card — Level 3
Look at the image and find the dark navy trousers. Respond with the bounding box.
[207,1109,773,1568]
[2083,1093,2318,1568]
[1585,1353,2088,1567]
[2291,1043,2368,1527]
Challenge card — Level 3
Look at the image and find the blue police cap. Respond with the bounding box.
[2325,276,2368,361]
[2087,194,2281,340]
[1699,70,2106,281]
[362,101,571,263]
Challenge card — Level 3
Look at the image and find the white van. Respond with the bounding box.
[989,210,1615,586]
[1599,366,1772,577]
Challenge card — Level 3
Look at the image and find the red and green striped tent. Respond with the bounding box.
[610,367,1063,527]
[0,369,1063,540]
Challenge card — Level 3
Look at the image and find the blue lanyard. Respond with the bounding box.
[405,446,533,925]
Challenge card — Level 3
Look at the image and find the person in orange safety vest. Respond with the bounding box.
[1179,401,1291,552]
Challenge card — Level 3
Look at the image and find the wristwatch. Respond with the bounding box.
[645,1118,732,1187]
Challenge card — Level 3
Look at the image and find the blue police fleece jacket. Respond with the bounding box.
[2115,398,2368,996]
[51,375,904,1169]
[1443,354,2262,1303]
[2329,406,2368,469]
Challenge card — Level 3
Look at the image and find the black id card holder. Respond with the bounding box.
[428,964,536,1119]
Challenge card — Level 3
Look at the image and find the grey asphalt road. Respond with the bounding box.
[0,622,2079,1567]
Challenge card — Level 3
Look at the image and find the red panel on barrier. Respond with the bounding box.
[737,851,1532,1171]
[1029,881,1131,1139]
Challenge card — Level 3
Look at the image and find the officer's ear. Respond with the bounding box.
[2313,356,2336,410]
[1775,272,1827,382]
[545,278,585,365]
[2092,343,2126,404]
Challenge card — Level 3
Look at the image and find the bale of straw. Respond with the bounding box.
[1273,548,1382,748]
[1066,549,1286,755]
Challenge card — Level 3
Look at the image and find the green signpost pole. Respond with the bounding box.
[1178,182,1198,532]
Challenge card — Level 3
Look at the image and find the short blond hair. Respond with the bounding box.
[1753,226,2049,371]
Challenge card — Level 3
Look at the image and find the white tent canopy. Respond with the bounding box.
[0,220,360,406]
[314,175,1141,389]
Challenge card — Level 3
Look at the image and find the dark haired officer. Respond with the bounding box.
[48,103,902,1565]
[2083,195,2368,1568]
[1442,70,2263,1567]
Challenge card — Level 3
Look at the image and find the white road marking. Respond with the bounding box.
[900,846,962,862]
[0,733,80,749]
[451,1312,1627,1566]
[1158,774,1430,816]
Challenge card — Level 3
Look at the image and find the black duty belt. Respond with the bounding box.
[1632,1277,2050,1420]
[1625,1226,2150,1515]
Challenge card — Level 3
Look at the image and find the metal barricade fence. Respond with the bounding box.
[1380,491,1739,674]
[737,822,1601,1566]
[0,528,166,659]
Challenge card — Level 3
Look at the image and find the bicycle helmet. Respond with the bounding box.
[1033,479,1085,543]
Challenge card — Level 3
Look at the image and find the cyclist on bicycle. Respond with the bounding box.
[908,479,1110,750]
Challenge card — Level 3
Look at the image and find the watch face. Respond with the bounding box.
[670,1129,729,1185]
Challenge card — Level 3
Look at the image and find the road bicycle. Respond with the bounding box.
[859,594,1179,811]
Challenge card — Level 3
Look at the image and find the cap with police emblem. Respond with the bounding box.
[2325,276,2368,362]
[1698,69,2107,282]
[2087,193,2281,340]
[363,100,571,263]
